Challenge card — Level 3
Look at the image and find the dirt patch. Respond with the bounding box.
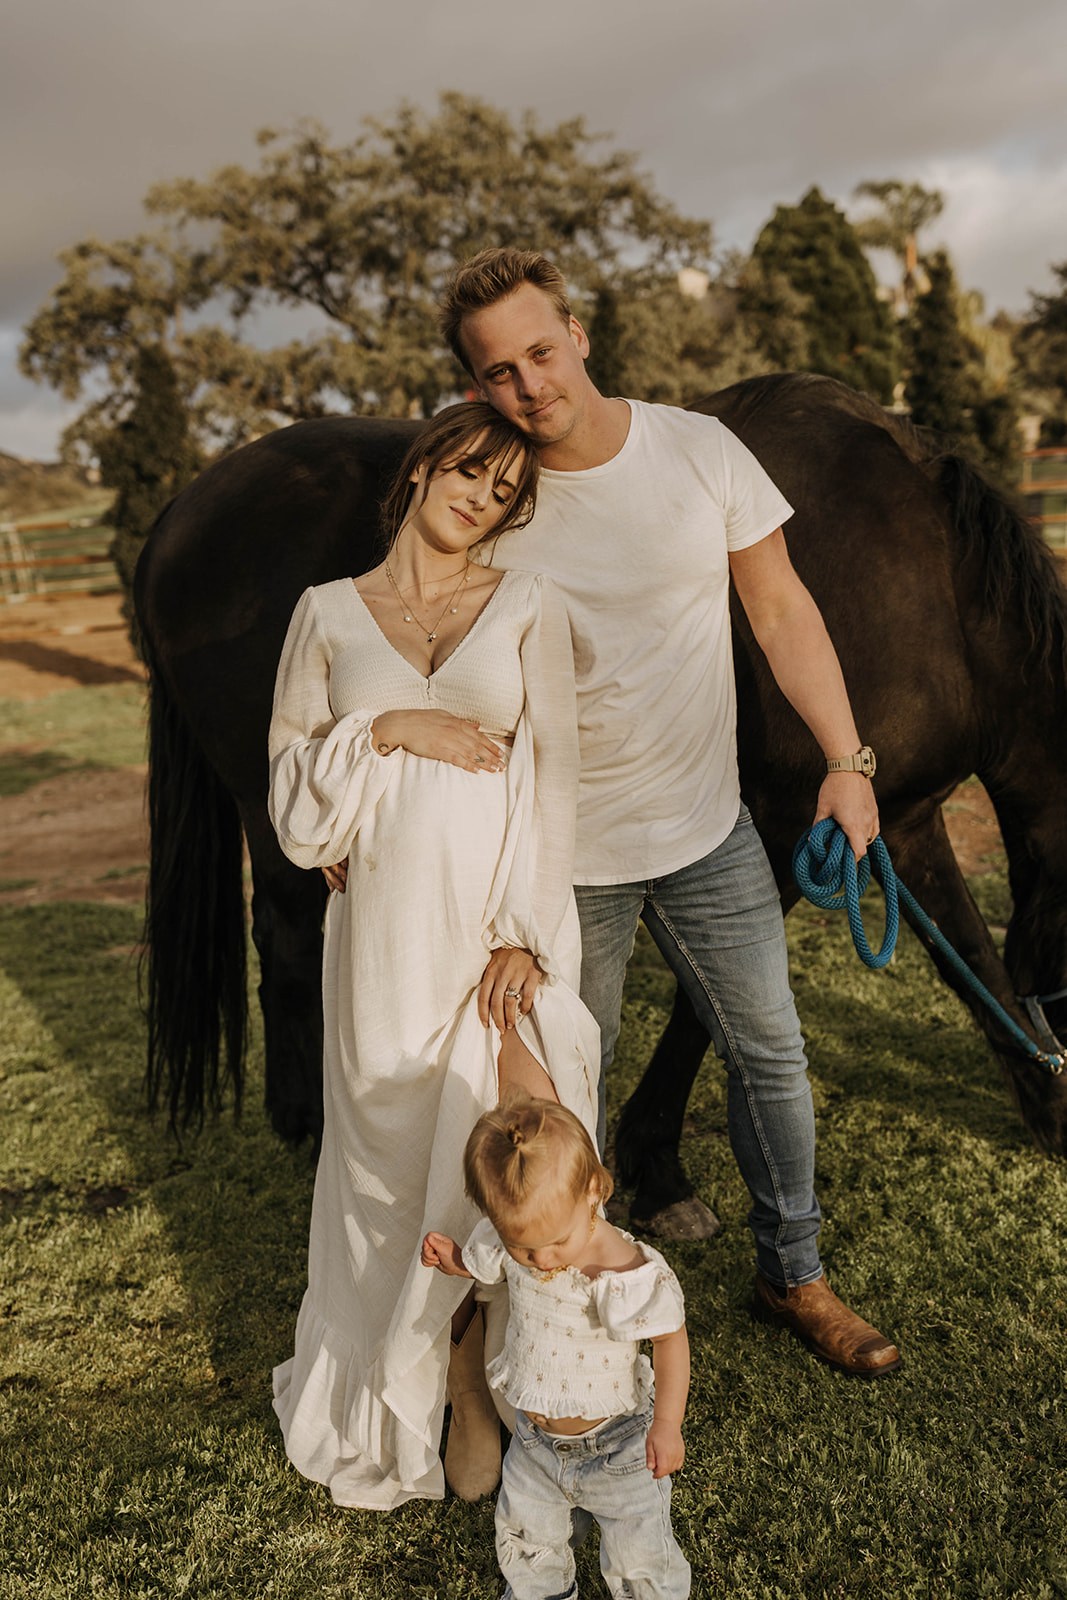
[0,595,149,903]
[0,592,144,699]
[942,783,1004,878]
[0,764,148,905]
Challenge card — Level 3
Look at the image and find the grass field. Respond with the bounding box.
[1,702,1064,1598]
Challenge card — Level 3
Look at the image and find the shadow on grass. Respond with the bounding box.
[2,901,1065,1600]
[0,747,99,798]
[0,902,510,1598]
[0,637,142,688]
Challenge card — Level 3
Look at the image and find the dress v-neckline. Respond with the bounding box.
[350,569,512,682]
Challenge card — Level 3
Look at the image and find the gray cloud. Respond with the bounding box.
[5,0,1066,455]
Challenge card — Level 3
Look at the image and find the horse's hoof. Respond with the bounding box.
[630,1196,721,1241]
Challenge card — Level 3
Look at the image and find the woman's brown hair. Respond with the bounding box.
[379,401,539,552]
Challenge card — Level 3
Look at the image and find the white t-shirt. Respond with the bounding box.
[485,400,794,885]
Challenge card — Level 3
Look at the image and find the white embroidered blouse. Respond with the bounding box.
[462,1217,685,1419]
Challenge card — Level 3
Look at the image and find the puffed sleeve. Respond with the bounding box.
[460,1216,508,1286]
[267,586,403,869]
[591,1243,686,1342]
[485,575,580,981]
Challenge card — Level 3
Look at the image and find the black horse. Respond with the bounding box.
[135,374,1067,1236]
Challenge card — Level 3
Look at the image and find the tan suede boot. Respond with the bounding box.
[444,1304,502,1500]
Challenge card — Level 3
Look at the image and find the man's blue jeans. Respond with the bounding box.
[496,1406,691,1600]
[574,804,822,1288]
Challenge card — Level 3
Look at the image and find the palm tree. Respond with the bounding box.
[852,180,944,314]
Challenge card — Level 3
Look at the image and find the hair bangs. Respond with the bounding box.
[379,401,539,550]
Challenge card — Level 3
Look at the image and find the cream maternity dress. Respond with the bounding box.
[267,568,599,1510]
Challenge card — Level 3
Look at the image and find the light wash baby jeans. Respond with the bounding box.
[496,1406,690,1600]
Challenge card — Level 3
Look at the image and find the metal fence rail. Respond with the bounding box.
[0,517,119,601]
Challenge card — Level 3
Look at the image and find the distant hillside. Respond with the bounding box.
[0,451,111,522]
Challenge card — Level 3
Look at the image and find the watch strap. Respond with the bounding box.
[826,746,876,778]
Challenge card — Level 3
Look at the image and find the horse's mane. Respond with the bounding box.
[703,372,1067,681]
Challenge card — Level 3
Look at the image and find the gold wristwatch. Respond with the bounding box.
[826,746,876,778]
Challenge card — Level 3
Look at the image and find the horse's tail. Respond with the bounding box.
[142,645,248,1130]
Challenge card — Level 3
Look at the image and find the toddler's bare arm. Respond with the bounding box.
[646,1325,689,1479]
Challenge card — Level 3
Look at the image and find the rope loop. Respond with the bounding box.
[792,819,898,969]
[792,818,1064,1073]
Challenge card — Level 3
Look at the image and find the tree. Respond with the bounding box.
[743,187,899,402]
[21,95,713,457]
[585,288,626,399]
[1016,262,1067,444]
[96,344,201,647]
[904,251,1020,484]
[852,179,944,312]
[606,255,812,409]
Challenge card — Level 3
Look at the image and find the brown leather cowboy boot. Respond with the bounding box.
[753,1272,902,1375]
[444,1303,503,1500]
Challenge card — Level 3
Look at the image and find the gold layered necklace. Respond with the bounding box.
[384,559,471,643]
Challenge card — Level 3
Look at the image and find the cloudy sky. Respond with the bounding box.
[4,0,1066,459]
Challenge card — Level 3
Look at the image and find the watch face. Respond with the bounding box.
[860,746,876,778]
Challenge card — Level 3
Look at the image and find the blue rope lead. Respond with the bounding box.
[792,818,1064,1074]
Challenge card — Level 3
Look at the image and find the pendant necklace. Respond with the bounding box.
[385,559,471,642]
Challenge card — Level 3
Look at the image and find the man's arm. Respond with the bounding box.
[729,529,878,860]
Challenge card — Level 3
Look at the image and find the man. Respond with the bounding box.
[438,247,899,1377]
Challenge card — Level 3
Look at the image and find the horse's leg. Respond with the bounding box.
[237,803,328,1148]
[883,805,1065,1147]
[613,986,720,1240]
[983,783,1067,1155]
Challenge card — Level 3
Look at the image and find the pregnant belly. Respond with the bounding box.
[346,757,511,931]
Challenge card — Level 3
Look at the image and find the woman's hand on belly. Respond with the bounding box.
[371,710,506,773]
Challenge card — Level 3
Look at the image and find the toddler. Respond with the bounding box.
[422,1094,691,1600]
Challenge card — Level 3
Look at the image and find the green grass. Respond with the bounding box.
[1,898,1064,1599]
[0,684,147,793]
[0,696,1063,1598]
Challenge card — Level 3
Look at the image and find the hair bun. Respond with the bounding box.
[506,1120,526,1147]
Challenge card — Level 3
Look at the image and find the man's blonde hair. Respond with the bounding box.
[463,1093,612,1230]
[440,249,572,374]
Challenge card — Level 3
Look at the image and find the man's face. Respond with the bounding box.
[459,283,592,451]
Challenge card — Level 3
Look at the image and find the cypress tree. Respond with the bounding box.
[905,252,1020,484]
[97,345,201,650]
[745,186,899,402]
[585,287,626,398]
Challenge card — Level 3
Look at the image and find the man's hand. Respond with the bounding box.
[813,771,879,863]
[323,860,348,893]
[478,947,543,1032]
[421,1231,472,1276]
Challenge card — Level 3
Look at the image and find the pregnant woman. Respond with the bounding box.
[267,401,598,1511]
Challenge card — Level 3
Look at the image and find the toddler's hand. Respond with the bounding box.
[645,1419,685,1480]
[421,1231,471,1277]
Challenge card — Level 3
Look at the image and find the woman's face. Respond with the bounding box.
[406,433,527,554]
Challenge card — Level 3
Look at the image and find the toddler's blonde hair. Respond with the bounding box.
[463,1093,613,1231]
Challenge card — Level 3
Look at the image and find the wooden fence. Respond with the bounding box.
[0,517,119,602]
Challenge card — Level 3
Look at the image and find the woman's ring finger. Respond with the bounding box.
[505,987,522,1000]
